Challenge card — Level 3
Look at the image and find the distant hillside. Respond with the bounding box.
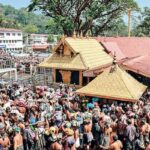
[0,3,63,34]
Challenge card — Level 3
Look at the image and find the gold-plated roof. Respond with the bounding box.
[39,37,113,70]
[76,65,147,102]
[65,38,113,69]
[39,54,86,70]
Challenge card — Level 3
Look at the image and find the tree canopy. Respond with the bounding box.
[133,7,150,36]
[23,24,38,33]
[29,0,138,36]
[0,3,60,34]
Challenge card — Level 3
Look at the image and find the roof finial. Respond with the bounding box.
[88,30,92,37]
[110,52,117,73]
[61,33,65,45]
[61,33,65,39]
[73,30,76,38]
[80,31,83,39]
[113,51,117,65]
[77,32,79,38]
[86,31,89,39]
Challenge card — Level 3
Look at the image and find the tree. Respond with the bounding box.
[133,7,150,36]
[0,3,55,34]
[47,34,55,43]
[28,0,138,36]
[23,24,38,33]
[93,18,128,36]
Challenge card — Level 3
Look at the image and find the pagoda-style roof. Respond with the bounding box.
[39,37,113,70]
[76,65,147,102]
[39,53,86,70]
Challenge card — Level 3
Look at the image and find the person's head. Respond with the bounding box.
[113,135,118,142]
[127,119,132,125]
[6,107,11,113]
[14,127,20,134]
[0,123,5,133]
[145,141,150,146]
[49,127,56,135]
[141,119,146,125]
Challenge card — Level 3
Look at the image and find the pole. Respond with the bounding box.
[128,8,132,37]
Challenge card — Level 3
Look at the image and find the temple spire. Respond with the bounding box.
[113,52,117,65]
[110,52,117,73]
[80,31,83,38]
[61,33,65,45]
[73,30,76,38]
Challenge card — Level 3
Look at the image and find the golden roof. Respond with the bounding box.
[39,37,113,70]
[65,38,113,69]
[76,65,147,102]
[39,53,86,70]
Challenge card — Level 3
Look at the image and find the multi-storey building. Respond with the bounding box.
[25,34,58,52]
[28,34,48,45]
[0,28,23,51]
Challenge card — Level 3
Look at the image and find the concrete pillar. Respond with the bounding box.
[53,69,56,82]
[9,71,11,80]
[14,69,18,81]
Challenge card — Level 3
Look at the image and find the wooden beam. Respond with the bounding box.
[53,69,56,82]
[79,71,83,86]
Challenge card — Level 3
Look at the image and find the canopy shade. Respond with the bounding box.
[76,65,147,102]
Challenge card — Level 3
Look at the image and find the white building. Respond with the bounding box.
[0,28,23,52]
[29,34,48,45]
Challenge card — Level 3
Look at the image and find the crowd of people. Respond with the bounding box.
[0,50,44,73]
[0,82,149,150]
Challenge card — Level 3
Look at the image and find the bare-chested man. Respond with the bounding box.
[146,141,150,150]
[0,133,10,150]
[50,135,62,150]
[109,135,123,150]
[13,127,24,150]
[83,118,93,150]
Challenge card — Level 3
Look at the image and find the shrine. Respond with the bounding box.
[38,34,113,86]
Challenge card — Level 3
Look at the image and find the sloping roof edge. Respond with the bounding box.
[76,91,138,102]
[53,38,77,54]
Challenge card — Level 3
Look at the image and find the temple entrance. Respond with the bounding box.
[83,77,88,86]
[56,69,63,83]
[70,71,79,85]
[59,70,71,84]
[55,69,82,85]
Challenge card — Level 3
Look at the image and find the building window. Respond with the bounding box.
[0,33,4,36]
[6,33,10,36]
[12,33,15,36]
[3,40,5,43]
[9,40,11,43]
[0,40,2,43]
[18,33,21,36]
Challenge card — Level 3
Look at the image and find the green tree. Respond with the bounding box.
[23,24,38,33]
[47,34,55,43]
[28,0,138,36]
[133,7,150,36]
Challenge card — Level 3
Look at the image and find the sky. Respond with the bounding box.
[0,0,150,9]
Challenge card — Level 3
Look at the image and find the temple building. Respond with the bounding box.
[38,35,113,86]
[76,64,147,102]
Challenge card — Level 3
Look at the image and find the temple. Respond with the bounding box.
[38,35,112,86]
[76,65,147,102]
